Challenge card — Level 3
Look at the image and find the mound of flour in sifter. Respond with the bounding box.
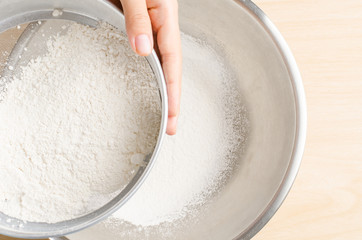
[0,23,161,223]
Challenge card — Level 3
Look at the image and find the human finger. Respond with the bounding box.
[120,0,153,56]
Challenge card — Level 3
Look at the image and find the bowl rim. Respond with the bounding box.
[234,1,307,239]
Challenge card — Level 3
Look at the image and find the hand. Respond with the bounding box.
[119,0,182,135]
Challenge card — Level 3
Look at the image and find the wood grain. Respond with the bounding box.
[252,0,362,239]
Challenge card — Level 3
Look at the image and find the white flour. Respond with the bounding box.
[95,34,249,232]
[0,23,161,223]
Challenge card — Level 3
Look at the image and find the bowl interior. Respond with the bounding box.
[69,0,305,239]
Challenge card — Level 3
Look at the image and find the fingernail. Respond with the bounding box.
[135,34,151,56]
[167,116,178,135]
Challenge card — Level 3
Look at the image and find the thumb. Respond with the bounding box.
[120,0,153,56]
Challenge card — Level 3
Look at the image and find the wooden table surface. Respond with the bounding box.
[1,1,362,240]
[252,0,362,239]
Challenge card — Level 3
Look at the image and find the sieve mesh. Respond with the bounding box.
[0,26,25,74]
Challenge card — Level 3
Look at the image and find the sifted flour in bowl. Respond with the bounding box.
[69,33,248,239]
[0,22,161,223]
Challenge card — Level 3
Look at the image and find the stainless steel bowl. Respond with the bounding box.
[67,0,307,239]
[0,0,168,238]
[0,0,306,239]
